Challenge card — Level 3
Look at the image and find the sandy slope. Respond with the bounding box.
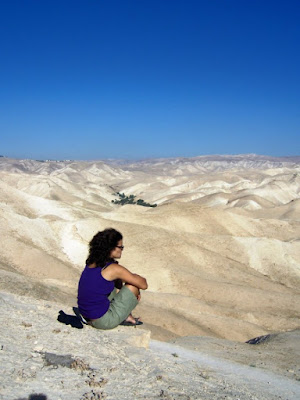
[0,156,299,343]
[171,330,300,381]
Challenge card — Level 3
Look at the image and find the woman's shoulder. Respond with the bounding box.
[102,260,119,270]
[103,261,120,271]
[101,262,120,281]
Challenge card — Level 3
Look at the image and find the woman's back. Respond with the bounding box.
[78,264,114,319]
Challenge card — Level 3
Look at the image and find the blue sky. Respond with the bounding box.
[0,0,299,160]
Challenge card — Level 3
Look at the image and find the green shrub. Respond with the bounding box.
[112,193,157,207]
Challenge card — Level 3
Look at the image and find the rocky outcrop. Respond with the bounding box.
[1,290,299,400]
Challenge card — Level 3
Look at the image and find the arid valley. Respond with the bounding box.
[0,154,299,400]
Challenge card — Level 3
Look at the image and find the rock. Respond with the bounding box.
[123,329,151,349]
[34,345,44,352]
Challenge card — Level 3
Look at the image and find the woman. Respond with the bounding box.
[77,228,148,329]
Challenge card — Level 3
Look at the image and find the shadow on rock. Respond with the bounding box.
[15,394,48,400]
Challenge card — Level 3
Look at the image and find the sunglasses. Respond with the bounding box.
[115,245,124,250]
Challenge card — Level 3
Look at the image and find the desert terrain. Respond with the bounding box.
[0,154,299,399]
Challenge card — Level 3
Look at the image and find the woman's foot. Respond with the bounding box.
[120,314,143,326]
[126,314,141,324]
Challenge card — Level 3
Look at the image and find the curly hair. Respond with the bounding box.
[86,228,123,267]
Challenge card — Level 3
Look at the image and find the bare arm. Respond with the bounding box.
[102,264,148,290]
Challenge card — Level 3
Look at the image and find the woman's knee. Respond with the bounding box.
[125,284,140,297]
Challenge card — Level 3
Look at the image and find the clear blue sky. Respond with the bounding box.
[1,0,299,160]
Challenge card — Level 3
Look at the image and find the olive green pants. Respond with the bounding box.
[91,286,138,330]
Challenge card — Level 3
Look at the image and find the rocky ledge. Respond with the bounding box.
[0,291,299,400]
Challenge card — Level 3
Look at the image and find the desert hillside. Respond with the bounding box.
[0,155,299,341]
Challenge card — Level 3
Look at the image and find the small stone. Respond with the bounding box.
[21,322,32,328]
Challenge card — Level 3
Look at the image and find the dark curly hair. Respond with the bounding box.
[86,228,123,267]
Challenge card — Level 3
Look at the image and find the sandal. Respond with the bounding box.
[120,318,143,326]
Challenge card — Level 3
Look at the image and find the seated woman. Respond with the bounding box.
[77,228,148,329]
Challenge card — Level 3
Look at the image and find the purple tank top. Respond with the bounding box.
[77,263,115,319]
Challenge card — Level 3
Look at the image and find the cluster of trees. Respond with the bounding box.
[112,192,157,207]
